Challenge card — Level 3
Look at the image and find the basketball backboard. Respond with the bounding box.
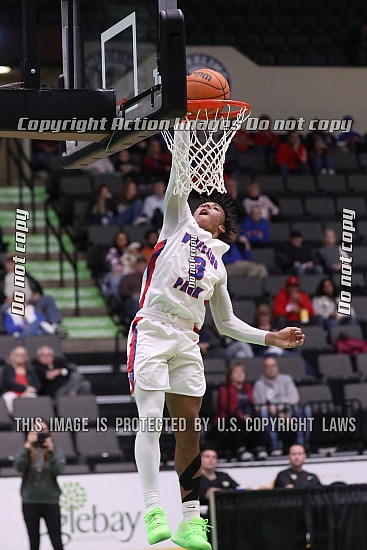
[61,0,187,169]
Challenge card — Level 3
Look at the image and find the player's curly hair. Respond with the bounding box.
[200,193,237,244]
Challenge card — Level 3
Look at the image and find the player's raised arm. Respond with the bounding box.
[161,130,192,238]
[210,282,305,349]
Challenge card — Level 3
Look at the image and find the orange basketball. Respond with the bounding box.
[187,68,230,100]
[187,69,230,115]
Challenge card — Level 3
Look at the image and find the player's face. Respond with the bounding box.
[193,202,226,238]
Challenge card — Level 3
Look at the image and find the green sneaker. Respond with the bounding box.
[144,507,171,545]
[171,517,212,550]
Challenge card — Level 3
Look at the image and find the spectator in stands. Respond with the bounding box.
[336,116,363,152]
[306,121,336,175]
[198,323,253,362]
[273,276,315,328]
[15,418,65,550]
[250,302,276,356]
[254,302,275,333]
[3,254,64,332]
[140,228,159,262]
[33,345,92,398]
[274,444,321,488]
[118,255,148,323]
[231,127,254,153]
[198,324,227,361]
[143,138,171,180]
[276,230,323,275]
[115,179,143,227]
[275,131,310,178]
[317,228,347,274]
[213,362,257,461]
[3,253,34,305]
[312,277,357,338]
[103,230,141,299]
[83,156,115,176]
[88,183,116,225]
[112,149,142,178]
[243,180,280,221]
[199,448,239,507]
[141,179,166,229]
[253,115,279,169]
[0,225,8,254]
[253,356,311,456]
[3,303,57,338]
[223,231,268,278]
[31,140,59,172]
[350,21,367,66]
[252,301,315,375]
[240,205,271,247]
[2,346,39,415]
[224,175,246,223]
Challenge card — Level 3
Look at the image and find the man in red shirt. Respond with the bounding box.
[273,276,314,328]
[276,131,310,178]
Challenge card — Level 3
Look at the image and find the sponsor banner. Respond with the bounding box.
[2,458,367,549]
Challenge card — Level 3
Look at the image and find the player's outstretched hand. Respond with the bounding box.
[265,327,305,349]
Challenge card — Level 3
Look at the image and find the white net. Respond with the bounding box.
[162,103,250,196]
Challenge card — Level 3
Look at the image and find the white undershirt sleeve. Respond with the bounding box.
[209,281,269,346]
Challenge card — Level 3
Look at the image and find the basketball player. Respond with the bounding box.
[127,131,305,550]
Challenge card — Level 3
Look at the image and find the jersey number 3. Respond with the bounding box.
[193,256,206,280]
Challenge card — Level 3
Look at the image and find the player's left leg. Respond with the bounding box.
[165,392,211,550]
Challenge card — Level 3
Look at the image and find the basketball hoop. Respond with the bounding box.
[162,99,251,196]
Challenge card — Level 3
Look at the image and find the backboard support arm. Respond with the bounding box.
[21,0,40,89]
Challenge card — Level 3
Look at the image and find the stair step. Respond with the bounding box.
[1,209,58,231]
[26,259,91,281]
[3,233,74,255]
[62,337,122,353]
[60,306,107,316]
[52,287,102,299]
[0,186,47,202]
[41,279,95,288]
[62,316,117,339]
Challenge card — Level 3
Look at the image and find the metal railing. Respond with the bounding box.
[44,197,80,315]
[5,138,36,232]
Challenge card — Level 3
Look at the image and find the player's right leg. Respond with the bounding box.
[134,384,171,544]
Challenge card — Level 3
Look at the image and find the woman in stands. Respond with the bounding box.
[103,230,141,300]
[15,418,65,550]
[88,183,116,225]
[312,277,357,339]
[213,362,257,461]
[115,179,143,227]
[1,346,39,415]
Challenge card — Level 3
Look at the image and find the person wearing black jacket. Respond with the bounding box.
[32,346,91,398]
[15,418,65,550]
[199,448,239,507]
[276,231,323,276]
[274,444,321,489]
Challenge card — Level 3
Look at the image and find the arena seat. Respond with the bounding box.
[56,395,99,427]
[75,429,124,466]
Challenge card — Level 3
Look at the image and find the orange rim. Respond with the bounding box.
[186,99,250,120]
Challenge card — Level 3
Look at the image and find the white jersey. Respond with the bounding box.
[135,131,268,346]
[139,212,228,331]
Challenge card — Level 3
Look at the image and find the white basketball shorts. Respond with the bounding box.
[127,311,205,398]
